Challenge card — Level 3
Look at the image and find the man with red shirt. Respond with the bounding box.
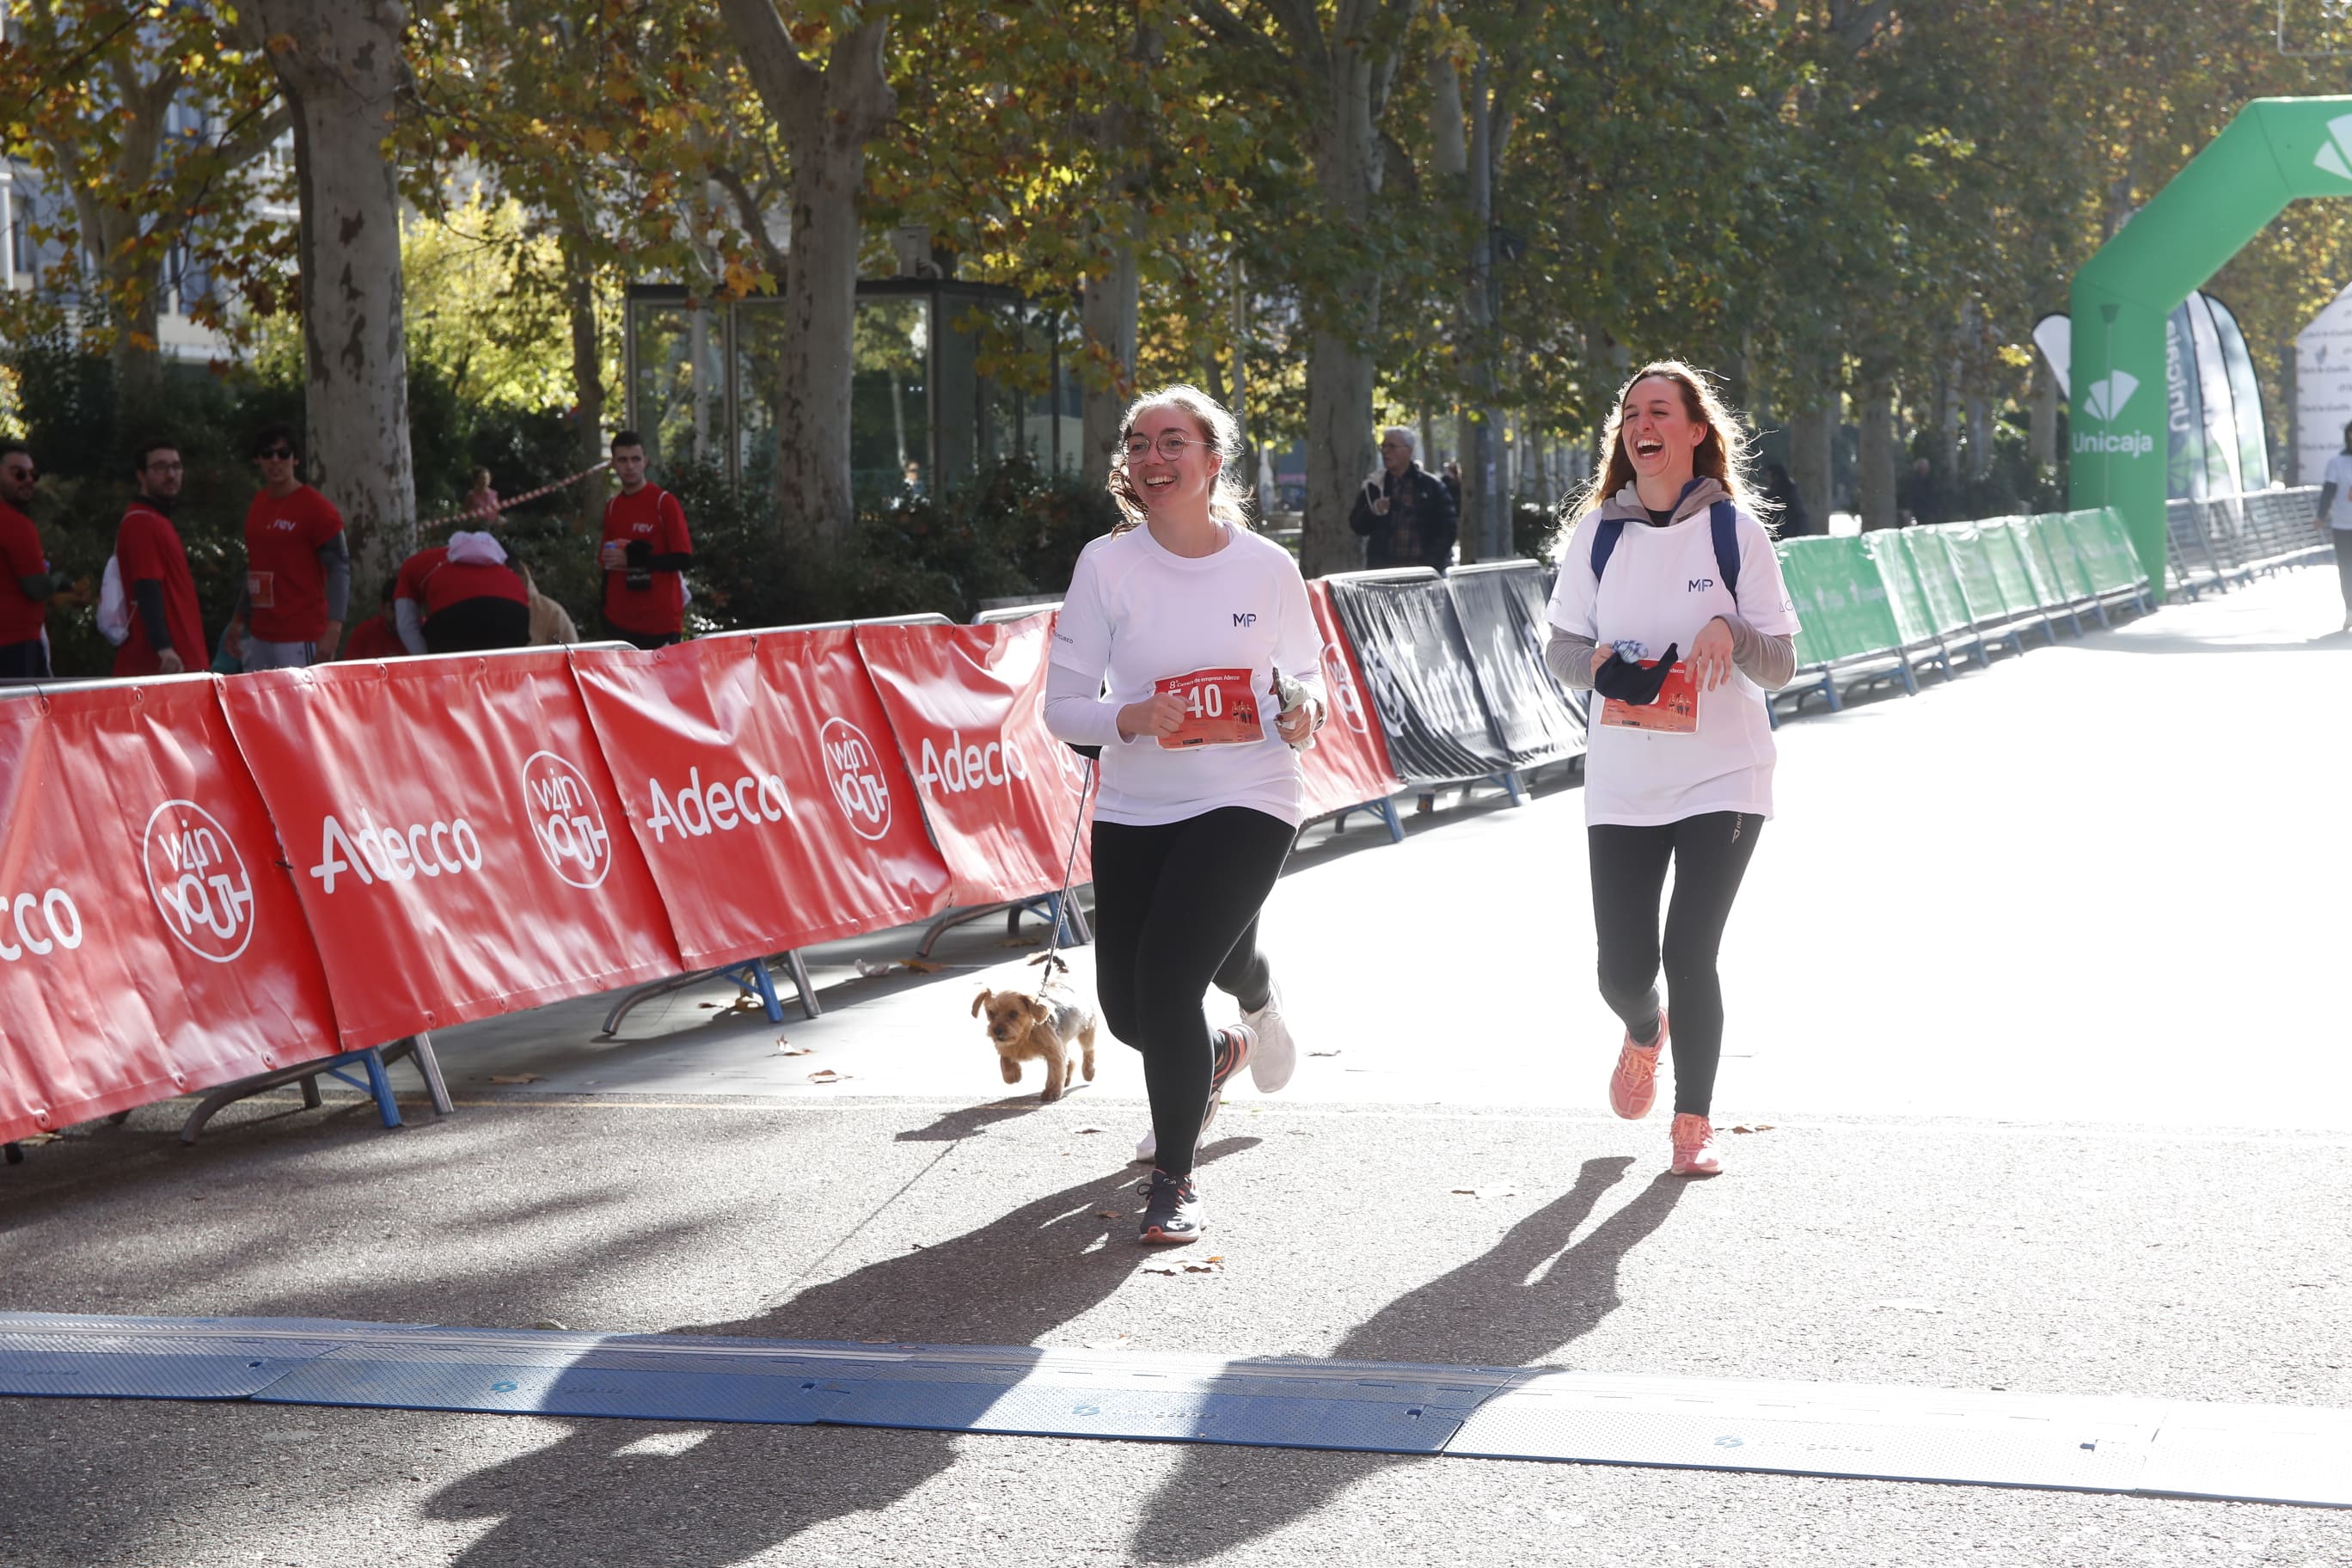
[0,441,54,678]
[226,425,349,669]
[394,530,531,653]
[113,440,205,679]
[598,430,692,649]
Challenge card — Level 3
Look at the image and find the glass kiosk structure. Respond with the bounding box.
[624,279,1084,500]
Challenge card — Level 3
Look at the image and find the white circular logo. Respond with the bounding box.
[143,800,256,963]
[519,750,613,889]
[818,717,893,842]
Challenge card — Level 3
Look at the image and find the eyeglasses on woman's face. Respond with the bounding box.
[256,447,294,462]
[1124,432,1210,462]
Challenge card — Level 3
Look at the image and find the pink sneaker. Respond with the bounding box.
[1607,1010,1668,1120]
[1669,1113,1721,1177]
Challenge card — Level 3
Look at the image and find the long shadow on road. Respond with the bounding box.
[422,1136,1261,1567]
[1126,1156,1685,1565]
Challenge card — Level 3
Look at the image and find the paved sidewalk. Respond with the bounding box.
[3,567,2348,1567]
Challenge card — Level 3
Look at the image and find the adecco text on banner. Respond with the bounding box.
[141,800,255,963]
[912,728,1034,799]
[641,763,792,845]
[308,808,486,893]
[0,885,83,962]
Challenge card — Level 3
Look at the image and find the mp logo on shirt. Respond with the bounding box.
[818,716,893,842]
[1687,578,1715,592]
[143,799,256,963]
[520,750,614,889]
[1232,612,1258,627]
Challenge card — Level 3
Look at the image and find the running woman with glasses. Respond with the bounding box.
[1543,361,1800,1177]
[1044,385,1326,1244]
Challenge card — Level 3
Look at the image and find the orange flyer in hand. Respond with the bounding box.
[1155,667,1265,748]
[1598,662,1699,733]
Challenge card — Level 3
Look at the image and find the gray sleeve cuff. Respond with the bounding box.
[1546,625,1599,690]
[1724,614,1797,689]
[394,599,428,656]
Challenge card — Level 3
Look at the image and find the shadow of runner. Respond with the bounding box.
[424,1137,1260,1567]
[1127,1155,1686,1565]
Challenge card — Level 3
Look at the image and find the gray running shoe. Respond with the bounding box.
[1137,1168,1204,1244]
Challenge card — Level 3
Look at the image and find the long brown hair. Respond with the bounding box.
[1106,383,1253,536]
[1571,359,1760,524]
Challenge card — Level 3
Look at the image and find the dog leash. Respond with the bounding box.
[1027,755,1098,985]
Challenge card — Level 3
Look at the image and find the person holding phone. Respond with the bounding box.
[1044,384,1326,1245]
[1541,361,1800,1178]
[1348,426,1457,572]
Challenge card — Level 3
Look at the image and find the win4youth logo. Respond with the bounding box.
[2315,113,2352,181]
[2082,371,2138,423]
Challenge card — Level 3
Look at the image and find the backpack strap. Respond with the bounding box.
[1710,499,1742,602]
[1589,516,1627,581]
[1592,502,1743,603]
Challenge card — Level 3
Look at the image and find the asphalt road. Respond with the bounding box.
[3,566,2349,1568]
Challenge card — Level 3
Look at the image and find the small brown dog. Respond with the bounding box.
[972,984,1098,1102]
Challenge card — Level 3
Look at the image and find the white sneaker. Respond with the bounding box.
[1241,982,1295,1093]
[1134,1125,1156,1164]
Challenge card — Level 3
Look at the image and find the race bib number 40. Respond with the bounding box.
[1155,667,1264,749]
[1598,662,1700,734]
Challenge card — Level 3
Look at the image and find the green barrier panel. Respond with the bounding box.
[1902,530,1975,639]
[1774,536,1902,664]
[2025,514,2096,603]
[2062,509,2138,597]
[1860,530,1937,648]
[2098,507,2152,590]
[1938,523,2016,626]
[1980,518,2053,614]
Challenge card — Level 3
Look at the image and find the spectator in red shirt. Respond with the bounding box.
[225,425,349,670]
[599,430,692,650]
[113,440,205,679]
[0,441,54,679]
[394,530,531,653]
[341,578,407,661]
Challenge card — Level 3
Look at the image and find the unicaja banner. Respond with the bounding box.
[854,616,1094,906]
[219,652,683,1049]
[1295,580,1406,820]
[568,632,951,969]
[0,679,340,1145]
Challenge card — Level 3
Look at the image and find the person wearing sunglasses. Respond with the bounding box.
[0,441,54,678]
[1043,384,1327,1246]
[225,426,348,669]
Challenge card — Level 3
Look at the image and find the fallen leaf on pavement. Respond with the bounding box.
[1139,1259,1224,1276]
[15,1131,60,1147]
[488,1074,542,1085]
[1072,1125,1105,1135]
[901,959,940,973]
[1082,1335,1131,1350]
[773,1040,811,1056]
[998,937,1041,947]
[1308,1049,1341,1057]
[531,1320,567,1332]
[1450,1185,1518,1199]
[1095,1210,1121,1219]
[806,1069,848,1085]
[1730,1124,1776,1134]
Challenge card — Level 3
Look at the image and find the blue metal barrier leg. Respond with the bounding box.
[720,960,785,1025]
[1375,798,1405,843]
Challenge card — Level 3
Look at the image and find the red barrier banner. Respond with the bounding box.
[854,616,1093,905]
[0,680,340,1143]
[568,632,951,967]
[218,652,683,1048]
[1298,579,1406,820]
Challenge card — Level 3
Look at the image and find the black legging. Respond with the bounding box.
[1589,812,1762,1117]
[1091,806,1293,1178]
[2334,529,2352,616]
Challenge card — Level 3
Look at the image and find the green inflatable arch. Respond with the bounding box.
[2070,95,2352,586]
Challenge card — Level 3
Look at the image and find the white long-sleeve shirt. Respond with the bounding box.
[1044,523,1325,828]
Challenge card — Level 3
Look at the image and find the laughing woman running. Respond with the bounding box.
[1044,385,1326,1244]
[1543,361,1801,1177]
